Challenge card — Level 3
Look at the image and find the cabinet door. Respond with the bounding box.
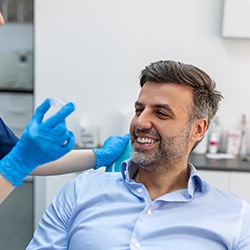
[0,181,33,250]
[198,170,230,192]
[230,172,250,203]
[0,92,33,137]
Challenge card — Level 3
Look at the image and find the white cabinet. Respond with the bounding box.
[0,180,33,249]
[199,170,250,203]
[0,92,33,137]
[199,170,230,192]
[230,172,250,203]
[0,51,33,91]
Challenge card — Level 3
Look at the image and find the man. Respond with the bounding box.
[27,60,250,249]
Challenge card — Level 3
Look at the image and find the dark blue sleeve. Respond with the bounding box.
[0,117,19,160]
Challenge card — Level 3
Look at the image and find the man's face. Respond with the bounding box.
[0,11,4,26]
[130,81,195,170]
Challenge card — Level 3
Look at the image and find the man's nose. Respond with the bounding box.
[135,111,152,131]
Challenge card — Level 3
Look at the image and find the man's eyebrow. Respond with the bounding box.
[134,101,143,107]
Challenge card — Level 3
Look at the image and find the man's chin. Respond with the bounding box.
[131,153,154,167]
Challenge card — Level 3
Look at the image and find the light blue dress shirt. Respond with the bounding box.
[27,160,250,249]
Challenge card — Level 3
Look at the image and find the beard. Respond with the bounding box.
[131,123,192,171]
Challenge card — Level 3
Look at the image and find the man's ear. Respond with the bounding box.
[191,118,208,142]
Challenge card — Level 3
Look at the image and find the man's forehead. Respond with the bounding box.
[137,82,193,112]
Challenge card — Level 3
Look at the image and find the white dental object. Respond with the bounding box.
[50,97,67,107]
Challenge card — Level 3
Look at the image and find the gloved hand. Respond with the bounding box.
[92,134,130,169]
[0,98,75,186]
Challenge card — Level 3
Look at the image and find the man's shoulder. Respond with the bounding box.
[202,180,249,208]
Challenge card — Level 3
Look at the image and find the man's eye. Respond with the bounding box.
[135,108,143,115]
[156,112,169,118]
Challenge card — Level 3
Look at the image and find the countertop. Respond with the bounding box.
[189,153,250,172]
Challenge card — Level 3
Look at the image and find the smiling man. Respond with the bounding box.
[130,82,198,199]
[27,60,250,250]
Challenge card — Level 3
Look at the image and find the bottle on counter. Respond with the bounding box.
[226,130,241,155]
[208,133,220,154]
[208,117,223,154]
[239,114,248,160]
[78,119,100,148]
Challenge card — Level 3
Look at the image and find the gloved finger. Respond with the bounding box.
[34,122,70,145]
[54,129,74,146]
[61,131,75,149]
[46,121,75,146]
[122,133,130,142]
[45,122,67,136]
[102,133,130,148]
[44,102,75,128]
[32,99,51,124]
[52,131,75,152]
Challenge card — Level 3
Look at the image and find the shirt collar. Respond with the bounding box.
[121,160,205,194]
[187,162,205,193]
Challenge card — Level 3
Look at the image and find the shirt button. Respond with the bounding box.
[137,188,143,193]
[146,209,152,216]
[135,242,141,248]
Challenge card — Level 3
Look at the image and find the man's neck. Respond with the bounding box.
[133,163,189,201]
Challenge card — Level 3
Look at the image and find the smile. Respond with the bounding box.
[137,137,157,144]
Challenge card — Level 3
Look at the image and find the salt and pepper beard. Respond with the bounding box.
[131,122,193,172]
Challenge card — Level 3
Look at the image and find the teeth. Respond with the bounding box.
[137,137,155,144]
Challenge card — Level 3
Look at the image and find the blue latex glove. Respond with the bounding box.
[0,98,75,186]
[92,134,130,169]
[105,140,132,172]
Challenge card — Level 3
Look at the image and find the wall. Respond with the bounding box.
[34,0,143,142]
[34,0,250,140]
[34,0,250,223]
